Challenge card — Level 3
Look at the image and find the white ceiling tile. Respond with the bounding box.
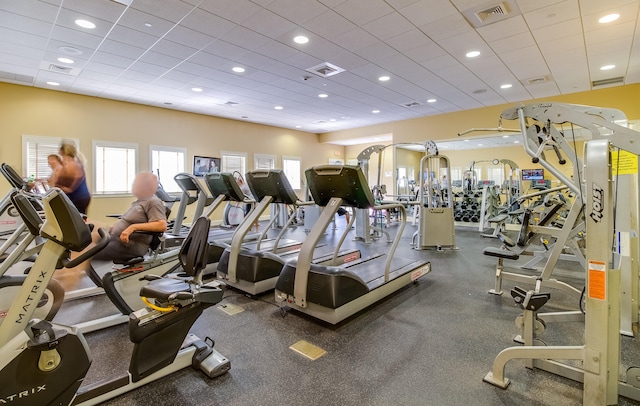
[537,33,584,54]
[61,0,127,23]
[254,39,299,61]
[318,0,348,8]
[0,12,53,38]
[476,15,529,43]
[515,0,566,14]
[397,0,458,27]
[419,12,474,42]
[54,8,115,38]
[334,0,394,26]
[150,39,198,60]
[419,54,460,72]
[199,0,263,25]
[118,8,176,38]
[531,18,583,43]
[582,2,639,32]
[437,30,494,59]
[403,41,445,63]
[107,25,161,49]
[0,27,48,49]
[131,0,195,23]
[242,9,297,39]
[138,51,182,69]
[489,31,536,54]
[584,21,636,48]
[525,80,560,98]
[353,42,399,61]
[578,0,638,16]
[50,26,103,49]
[385,29,434,53]
[265,0,328,24]
[222,26,270,50]
[0,42,43,60]
[0,52,40,70]
[0,0,59,21]
[80,63,123,78]
[523,0,580,31]
[507,59,551,81]
[163,25,214,49]
[362,10,414,40]
[303,10,357,39]
[99,40,146,60]
[332,28,379,52]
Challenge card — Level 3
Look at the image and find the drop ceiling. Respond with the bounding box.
[0,0,638,134]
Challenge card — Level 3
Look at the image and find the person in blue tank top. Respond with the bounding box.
[56,140,91,215]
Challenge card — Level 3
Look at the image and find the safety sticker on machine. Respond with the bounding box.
[587,260,606,301]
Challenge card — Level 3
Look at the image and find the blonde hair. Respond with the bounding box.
[59,140,86,165]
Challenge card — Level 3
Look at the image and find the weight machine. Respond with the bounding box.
[484,102,640,404]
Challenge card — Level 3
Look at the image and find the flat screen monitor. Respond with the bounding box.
[522,169,544,180]
[193,156,220,177]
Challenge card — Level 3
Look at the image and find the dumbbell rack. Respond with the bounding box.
[453,191,483,224]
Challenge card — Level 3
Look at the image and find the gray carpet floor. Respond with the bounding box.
[54,221,640,406]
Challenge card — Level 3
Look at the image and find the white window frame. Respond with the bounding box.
[22,135,80,180]
[149,144,187,195]
[221,150,247,176]
[282,155,302,190]
[254,153,276,170]
[93,140,138,196]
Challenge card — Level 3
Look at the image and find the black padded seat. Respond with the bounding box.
[275,261,369,309]
[482,247,520,260]
[140,278,191,301]
[207,241,228,264]
[217,247,284,283]
[488,214,508,223]
[113,256,145,266]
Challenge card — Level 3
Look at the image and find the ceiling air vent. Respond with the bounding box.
[521,75,552,86]
[48,64,73,74]
[305,62,345,78]
[400,101,422,108]
[476,3,508,22]
[224,101,239,106]
[592,77,624,87]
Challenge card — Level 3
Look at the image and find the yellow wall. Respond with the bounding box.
[319,83,640,144]
[0,82,343,222]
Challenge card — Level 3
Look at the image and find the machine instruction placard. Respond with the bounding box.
[611,150,638,175]
[587,260,606,301]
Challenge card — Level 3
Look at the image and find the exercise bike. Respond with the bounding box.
[0,189,230,405]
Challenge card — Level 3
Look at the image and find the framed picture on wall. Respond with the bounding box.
[193,156,220,176]
[328,158,344,165]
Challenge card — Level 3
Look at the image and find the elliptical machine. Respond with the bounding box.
[0,189,229,405]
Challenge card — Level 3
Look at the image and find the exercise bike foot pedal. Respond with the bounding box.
[483,372,510,389]
[488,289,504,296]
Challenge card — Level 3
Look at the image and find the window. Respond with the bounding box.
[487,167,505,187]
[93,141,137,195]
[150,145,186,194]
[22,135,80,179]
[283,156,302,189]
[254,154,276,170]
[221,151,247,176]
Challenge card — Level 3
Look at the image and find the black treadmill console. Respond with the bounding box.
[174,172,206,204]
[9,192,43,236]
[204,172,245,202]
[39,189,92,251]
[1,163,27,189]
[305,165,375,209]
[246,169,298,204]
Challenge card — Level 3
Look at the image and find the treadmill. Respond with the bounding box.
[217,169,360,295]
[275,165,432,324]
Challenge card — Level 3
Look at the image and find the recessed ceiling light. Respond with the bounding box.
[599,13,620,24]
[341,116,351,119]
[58,46,82,55]
[500,83,512,89]
[472,88,487,94]
[427,98,436,103]
[502,135,509,138]
[466,50,480,58]
[232,66,245,73]
[57,57,74,64]
[478,143,483,146]
[46,81,60,86]
[514,140,520,144]
[144,22,152,27]
[371,109,380,114]
[241,116,248,119]
[164,102,173,105]
[295,125,302,128]
[329,118,336,122]
[191,87,203,92]
[318,93,328,98]
[378,76,390,82]
[464,139,469,142]
[274,105,283,110]
[293,35,309,44]
[600,64,615,70]
[75,19,96,29]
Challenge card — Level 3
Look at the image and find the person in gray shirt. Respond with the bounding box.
[93,172,167,262]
